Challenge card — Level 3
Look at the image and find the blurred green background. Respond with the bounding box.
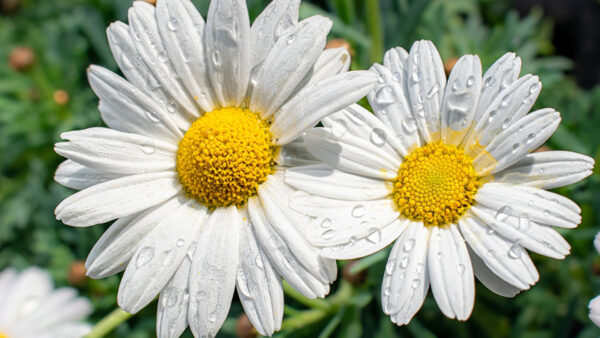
[1,0,599,337]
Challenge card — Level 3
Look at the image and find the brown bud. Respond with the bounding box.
[533,145,551,153]
[141,0,156,5]
[444,57,459,77]
[325,38,354,57]
[53,90,69,105]
[68,261,87,286]
[342,260,367,286]
[9,46,34,72]
[236,313,257,338]
[1,0,21,14]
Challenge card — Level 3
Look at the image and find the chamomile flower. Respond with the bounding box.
[0,267,92,338]
[53,0,376,336]
[286,40,594,325]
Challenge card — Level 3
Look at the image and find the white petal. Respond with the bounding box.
[382,221,430,326]
[205,0,251,107]
[118,200,207,314]
[322,104,405,159]
[459,215,538,289]
[258,176,332,283]
[248,196,329,299]
[468,246,521,298]
[157,256,192,338]
[475,182,581,228]
[370,56,421,155]
[427,225,474,320]
[493,151,594,189]
[55,172,181,226]
[595,232,600,254]
[156,0,215,112]
[285,163,391,201]
[475,52,521,122]
[321,218,407,260]
[85,197,184,279]
[106,21,191,130]
[271,70,377,145]
[465,74,542,152]
[27,289,92,329]
[440,55,482,145]
[471,205,570,259]
[0,268,17,313]
[236,210,284,336]
[87,65,182,142]
[188,206,240,337]
[55,160,122,190]
[250,16,331,118]
[128,2,198,120]
[249,0,300,69]
[590,295,600,327]
[55,127,176,175]
[301,127,400,180]
[304,47,351,88]
[406,40,446,143]
[474,108,560,175]
[293,193,399,246]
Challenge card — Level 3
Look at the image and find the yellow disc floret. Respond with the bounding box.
[0,332,8,338]
[176,107,276,208]
[393,142,480,227]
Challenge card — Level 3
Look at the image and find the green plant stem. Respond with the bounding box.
[283,281,332,310]
[365,0,384,63]
[86,308,133,338]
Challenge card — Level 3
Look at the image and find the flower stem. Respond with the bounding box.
[86,308,132,338]
[365,0,384,63]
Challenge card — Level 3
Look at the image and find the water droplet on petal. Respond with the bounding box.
[158,51,168,63]
[411,278,420,289]
[427,83,440,98]
[543,209,551,217]
[370,128,387,146]
[330,120,348,139]
[488,110,497,123]
[403,239,415,252]
[501,118,511,129]
[320,218,332,229]
[141,145,155,154]
[321,229,335,240]
[500,95,510,108]
[209,311,217,322]
[508,245,522,259]
[495,205,512,222]
[518,216,531,231]
[375,86,395,105]
[351,205,366,218]
[411,69,421,82]
[452,79,460,92]
[456,264,466,274]
[136,247,154,268]
[377,75,385,84]
[526,133,536,144]
[400,256,409,269]
[176,239,185,247]
[286,33,296,44]
[168,17,179,31]
[255,256,264,270]
[392,72,402,82]
[167,100,177,113]
[466,76,475,88]
[512,143,520,153]
[366,229,382,244]
[484,76,495,88]
[402,118,418,133]
[146,110,161,123]
[212,50,222,66]
[385,260,396,274]
[529,82,539,94]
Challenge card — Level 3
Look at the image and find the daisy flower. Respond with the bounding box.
[0,267,92,338]
[53,0,376,336]
[286,40,594,325]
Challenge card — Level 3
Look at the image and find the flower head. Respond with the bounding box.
[287,40,594,325]
[0,267,92,338]
[53,0,376,336]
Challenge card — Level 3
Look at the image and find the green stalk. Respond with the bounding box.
[365,0,384,63]
[86,308,133,338]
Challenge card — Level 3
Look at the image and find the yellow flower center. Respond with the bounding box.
[176,107,276,208]
[393,142,480,227]
[0,332,8,338]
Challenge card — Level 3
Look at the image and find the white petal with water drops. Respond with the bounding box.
[188,206,240,338]
[303,47,352,89]
[285,163,391,201]
[156,0,215,113]
[475,52,521,121]
[157,252,193,338]
[468,246,522,298]
[118,199,206,314]
[55,127,176,175]
[204,0,251,107]
[236,210,284,336]
[382,221,430,325]
[493,151,594,189]
[55,160,122,190]
[55,172,180,227]
[427,225,474,320]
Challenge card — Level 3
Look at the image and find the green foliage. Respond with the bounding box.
[0,0,599,337]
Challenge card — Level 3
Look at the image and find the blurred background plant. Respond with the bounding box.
[1,0,599,337]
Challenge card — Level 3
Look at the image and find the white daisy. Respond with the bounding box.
[0,267,92,338]
[53,0,376,336]
[286,40,594,325]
